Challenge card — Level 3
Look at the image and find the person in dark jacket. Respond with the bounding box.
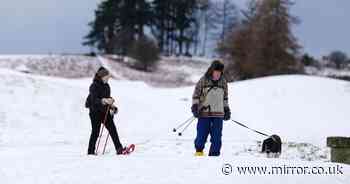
[191,60,231,156]
[86,67,125,155]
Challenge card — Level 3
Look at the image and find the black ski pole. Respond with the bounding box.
[173,116,195,133]
[177,117,196,136]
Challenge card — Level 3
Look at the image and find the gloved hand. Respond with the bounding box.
[102,98,115,105]
[191,104,199,118]
[110,105,118,115]
[224,106,231,121]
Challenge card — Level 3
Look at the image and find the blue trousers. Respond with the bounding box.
[194,117,223,156]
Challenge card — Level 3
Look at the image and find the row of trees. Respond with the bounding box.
[83,0,239,57]
[83,0,152,55]
[302,51,350,69]
[86,0,349,79]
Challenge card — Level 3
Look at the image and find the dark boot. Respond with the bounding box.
[117,147,127,155]
[88,152,97,155]
[208,152,220,156]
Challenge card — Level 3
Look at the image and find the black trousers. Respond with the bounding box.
[88,110,123,154]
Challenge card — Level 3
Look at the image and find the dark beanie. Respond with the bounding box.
[205,60,225,78]
[211,60,224,71]
[96,67,109,78]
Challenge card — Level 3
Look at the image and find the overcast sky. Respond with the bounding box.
[0,0,349,57]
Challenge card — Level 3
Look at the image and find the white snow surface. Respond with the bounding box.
[0,68,349,183]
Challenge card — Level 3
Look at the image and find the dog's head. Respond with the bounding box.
[262,134,282,155]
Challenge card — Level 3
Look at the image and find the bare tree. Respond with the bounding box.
[211,0,239,42]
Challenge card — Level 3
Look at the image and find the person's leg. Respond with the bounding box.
[194,118,210,152]
[104,115,123,152]
[88,112,102,154]
[209,117,223,156]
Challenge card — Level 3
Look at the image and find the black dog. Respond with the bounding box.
[261,135,282,158]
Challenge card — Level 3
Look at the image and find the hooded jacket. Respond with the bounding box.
[86,76,111,113]
[192,61,229,118]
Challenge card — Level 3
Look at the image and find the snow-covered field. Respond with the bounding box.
[0,68,349,183]
[305,66,350,79]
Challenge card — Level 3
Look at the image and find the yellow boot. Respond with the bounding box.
[194,151,204,156]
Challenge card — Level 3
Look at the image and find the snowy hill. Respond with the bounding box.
[0,55,100,78]
[0,68,349,183]
[0,55,209,87]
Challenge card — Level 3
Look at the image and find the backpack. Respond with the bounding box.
[85,94,91,108]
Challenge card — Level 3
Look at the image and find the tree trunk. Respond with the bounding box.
[178,30,184,55]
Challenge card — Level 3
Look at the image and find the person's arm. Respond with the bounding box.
[103,83,115,105]
[223,79,231,121]
[224,79,229,108]
[192,78,204,118]
[192,78,204,105]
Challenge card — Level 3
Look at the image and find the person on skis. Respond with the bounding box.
[85,67,126,155]
[191,60,231,156]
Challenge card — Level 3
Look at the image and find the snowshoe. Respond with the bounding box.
[117,144,135,155]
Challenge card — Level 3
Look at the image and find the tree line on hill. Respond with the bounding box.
[84,0,349,81]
